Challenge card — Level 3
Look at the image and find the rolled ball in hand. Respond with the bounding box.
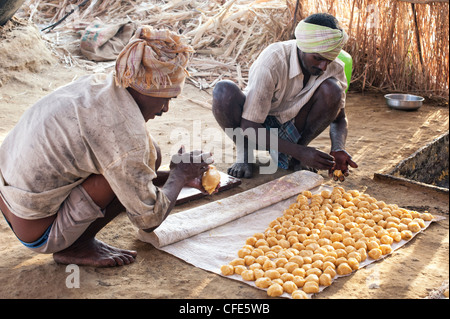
[202,165,221,194]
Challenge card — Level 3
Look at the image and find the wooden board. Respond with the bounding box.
[176,172,241,205]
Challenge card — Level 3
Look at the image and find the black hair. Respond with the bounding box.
[304,13,341,30]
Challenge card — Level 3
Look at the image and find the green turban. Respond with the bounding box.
[295,20,348,61]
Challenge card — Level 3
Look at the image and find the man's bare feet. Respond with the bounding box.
[53,238,137,267]
[227,162,253,178]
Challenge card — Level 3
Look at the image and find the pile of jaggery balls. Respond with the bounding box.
[221,186,433,299]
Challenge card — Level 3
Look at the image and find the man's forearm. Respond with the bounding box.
[329,117,348,151]
[142,172,185,233]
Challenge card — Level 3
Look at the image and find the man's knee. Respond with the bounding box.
[212,80,245,128]
[212,80,240,103]
[317,77,343,108]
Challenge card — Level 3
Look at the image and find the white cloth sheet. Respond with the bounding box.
[137,170,444,298]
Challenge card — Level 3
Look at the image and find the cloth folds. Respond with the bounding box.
[115,26,194,98]
[295,20,348,61]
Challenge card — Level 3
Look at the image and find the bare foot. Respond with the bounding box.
[227,162,253,178]
[53,238,137,267]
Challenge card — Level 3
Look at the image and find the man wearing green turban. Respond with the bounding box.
[212,13,358,180]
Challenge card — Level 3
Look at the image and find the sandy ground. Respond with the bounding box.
[0,26,449,299]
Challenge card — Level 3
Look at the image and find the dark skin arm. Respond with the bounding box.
[142,147,213,233]
[328,108,358,181]
[240,118,336,170]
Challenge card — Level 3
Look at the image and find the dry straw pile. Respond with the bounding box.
[17,0,449,101]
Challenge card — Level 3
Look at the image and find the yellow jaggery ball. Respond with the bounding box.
[254,268,264,279]
[280,272,295,283]
[347,251,362,263]
[322,261,336,271]
[283,281,298,294]
[391,232,402,242]
[284,262,300,273]
[333,170,343,178]
[234,265,247,275]
[420,212,433,221]
[321,190,332,199]
[364,228,377,238]
[401,230,413,240]
[229,258,245,266]
[319,273,333,286]
[368,248,382,260]
[254,232,265,239]
[255,239,269,249]
[266,237,278,247]
[330,233,343,242]
[303,281,319,294]
[265,251,277,259]
[255,277,272,289]
[408,221,421,233]
[336,263,353,275]
[237,247,252,258]
[264,269,281,280]
[244,255,256,266]
[366,240,380,251]
[323,266,336,278]
[221,265,234,276]
[262,259,276,271]
[305,274,319,284]
[358,248,367,262]
[380,234,394,245]
[241,269,255,281]
[413,218,426,228]
[289,255,304,266]
[267,283,284,297]
[347,257,360,271]
[293,276,306,288]
[272,278,284,286]
[255,255,269,265]
[292,267,306,278]
[274,257,289,268]
[245,236,257,246]
[302,190,313,198]
[306,267,322,277]
[291,290,309,299]
[380,244,392,255]
[251,247,265,257]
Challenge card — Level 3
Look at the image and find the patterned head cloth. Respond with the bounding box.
[115,26,194,98]
[295,20,348,61]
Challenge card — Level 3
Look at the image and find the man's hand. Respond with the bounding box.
[293,145,336,171]
[328,150,358,181]
[170,146,214,189]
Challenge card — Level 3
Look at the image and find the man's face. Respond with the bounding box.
[299,50,333,76]
[127,87,174,121]
[146,96,171,119]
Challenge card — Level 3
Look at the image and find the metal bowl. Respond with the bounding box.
[384,94,424,111]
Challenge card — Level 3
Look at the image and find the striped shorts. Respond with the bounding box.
[263,116,301,169]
